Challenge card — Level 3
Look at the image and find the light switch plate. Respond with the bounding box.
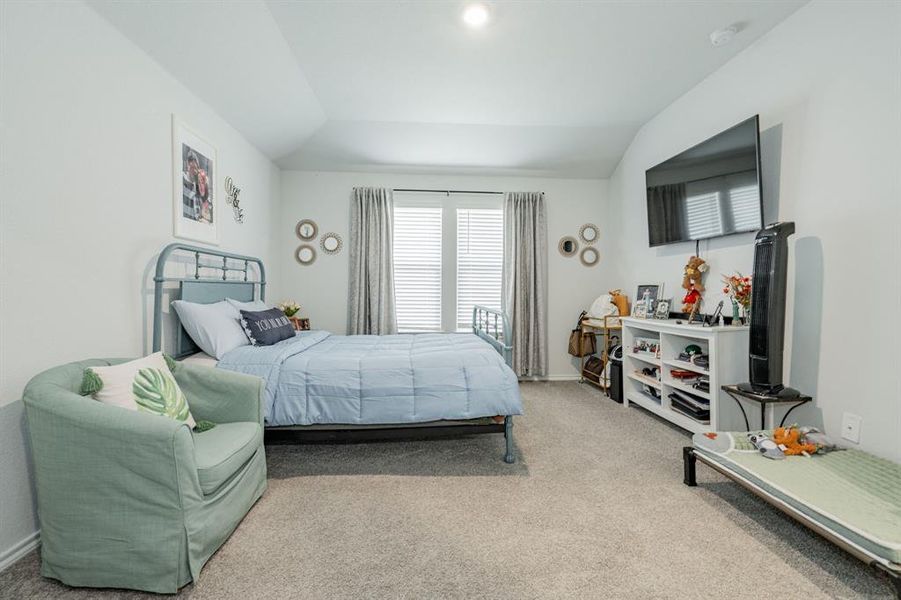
[841,413,862,444]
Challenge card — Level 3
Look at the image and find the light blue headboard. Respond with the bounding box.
[152,243,266,358]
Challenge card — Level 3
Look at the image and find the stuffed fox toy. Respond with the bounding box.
[773,426,819,456]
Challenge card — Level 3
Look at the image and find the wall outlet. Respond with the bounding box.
[841,413,862,444]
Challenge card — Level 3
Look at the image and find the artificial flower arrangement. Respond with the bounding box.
[277,301,301,318]
[722,273,751,324]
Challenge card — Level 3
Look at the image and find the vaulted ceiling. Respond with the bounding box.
[88,0,805,177]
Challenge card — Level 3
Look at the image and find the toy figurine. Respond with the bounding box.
[681,256,708,314]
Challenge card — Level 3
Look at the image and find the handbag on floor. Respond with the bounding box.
[567,311,596,357]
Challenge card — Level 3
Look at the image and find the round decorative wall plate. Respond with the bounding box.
[295,245,316,266]
[295,219,318,241]
[320,232,343,255]
[580,246,600,267]
[579,223,599,245]
[558,236,579,257]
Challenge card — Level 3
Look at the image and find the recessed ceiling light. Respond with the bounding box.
[462,3,489,28]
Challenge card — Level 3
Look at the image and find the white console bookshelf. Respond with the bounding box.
[620,317,749,434]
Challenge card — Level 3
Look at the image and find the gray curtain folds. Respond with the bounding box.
[647,183,687,243]
[503,192,548,377]
[348,187,397,335]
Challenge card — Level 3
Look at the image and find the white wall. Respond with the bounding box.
[608,0,901,461]
[0,1,282,566]
[279,171,612,378]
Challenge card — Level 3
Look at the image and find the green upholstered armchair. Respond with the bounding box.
[23,359,267,594]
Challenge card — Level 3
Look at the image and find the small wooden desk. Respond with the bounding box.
[721,384,812,431]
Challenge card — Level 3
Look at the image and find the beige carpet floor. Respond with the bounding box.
[0,382,894,599]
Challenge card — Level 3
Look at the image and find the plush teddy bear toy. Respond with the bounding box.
[681,255,709,314]
[682,255,709,292]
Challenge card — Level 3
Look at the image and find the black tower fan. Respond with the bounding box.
[738,222,800,398]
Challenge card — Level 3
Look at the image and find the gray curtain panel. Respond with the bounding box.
[646,183,687,244]
[347,187,397,335]
[503,192,548,377]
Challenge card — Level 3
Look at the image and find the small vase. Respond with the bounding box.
[731,300,742,326]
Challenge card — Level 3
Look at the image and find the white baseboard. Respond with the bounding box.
[519,375,582,382]
[0,530,40,573]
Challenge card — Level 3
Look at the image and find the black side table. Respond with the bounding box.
[721,384,812,431]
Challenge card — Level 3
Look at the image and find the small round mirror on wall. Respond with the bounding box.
[320,232,343,255]
[295,245,316,266]
[296,219,318,241]
[558,236,579,257]
[579,223,599,245]
[580,246,600,267]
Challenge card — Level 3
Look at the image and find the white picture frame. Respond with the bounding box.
[172,116,219,245]
[636,283,664,306]
[654,299,671,319]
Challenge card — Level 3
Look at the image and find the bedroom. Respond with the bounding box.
[0,1,899,598]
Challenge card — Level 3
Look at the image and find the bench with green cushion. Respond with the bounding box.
[23,359,268,594]
[692,431,901,568]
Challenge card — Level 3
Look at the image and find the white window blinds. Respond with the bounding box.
[728,184,762,231]
[393,206,442,332]
[685,191,723,240]
[456,208,504,331]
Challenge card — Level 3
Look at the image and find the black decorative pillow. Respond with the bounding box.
[239,308,295,346]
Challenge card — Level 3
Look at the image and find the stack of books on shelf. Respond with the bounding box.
[668,389,710,424]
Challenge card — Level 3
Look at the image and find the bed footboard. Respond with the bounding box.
[472,305,513,368]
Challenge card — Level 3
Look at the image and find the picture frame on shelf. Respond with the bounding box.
[653,299,671,319]
[632,303,648,318]
[636,283,663,306]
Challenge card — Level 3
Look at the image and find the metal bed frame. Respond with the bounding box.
[684,446,901,596]
[152,243,517,463]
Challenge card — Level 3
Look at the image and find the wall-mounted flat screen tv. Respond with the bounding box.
[645,115,763,247]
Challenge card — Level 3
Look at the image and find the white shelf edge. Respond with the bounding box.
[663,378,711,400]
[628,371,662,390]
[625,391,711,434]
[625,352,660,366]
[662,358,709,374]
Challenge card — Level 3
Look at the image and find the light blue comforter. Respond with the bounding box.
[218,331,523,426]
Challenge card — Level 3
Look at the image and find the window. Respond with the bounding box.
[393,206,443,332]
[393,194,503,333]
[456,208,503,330]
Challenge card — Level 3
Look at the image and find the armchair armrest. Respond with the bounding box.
[173,364,264,425]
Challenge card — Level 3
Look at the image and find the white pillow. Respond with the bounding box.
[88,352,196,428]
[226,298,270,312]
[171,300,249,359]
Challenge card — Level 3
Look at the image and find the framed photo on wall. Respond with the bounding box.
[172,116,218,245]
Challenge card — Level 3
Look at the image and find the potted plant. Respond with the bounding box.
[277,301,301,318]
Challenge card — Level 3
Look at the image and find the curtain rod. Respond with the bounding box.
[392,188,504,196]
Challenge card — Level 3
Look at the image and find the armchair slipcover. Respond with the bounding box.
[23,359,267,593]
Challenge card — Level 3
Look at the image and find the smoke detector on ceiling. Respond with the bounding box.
[709,26,738,47]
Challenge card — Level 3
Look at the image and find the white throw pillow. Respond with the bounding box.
[171,299,249,359]
[226,298,270,313]
[88,353,196,428]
